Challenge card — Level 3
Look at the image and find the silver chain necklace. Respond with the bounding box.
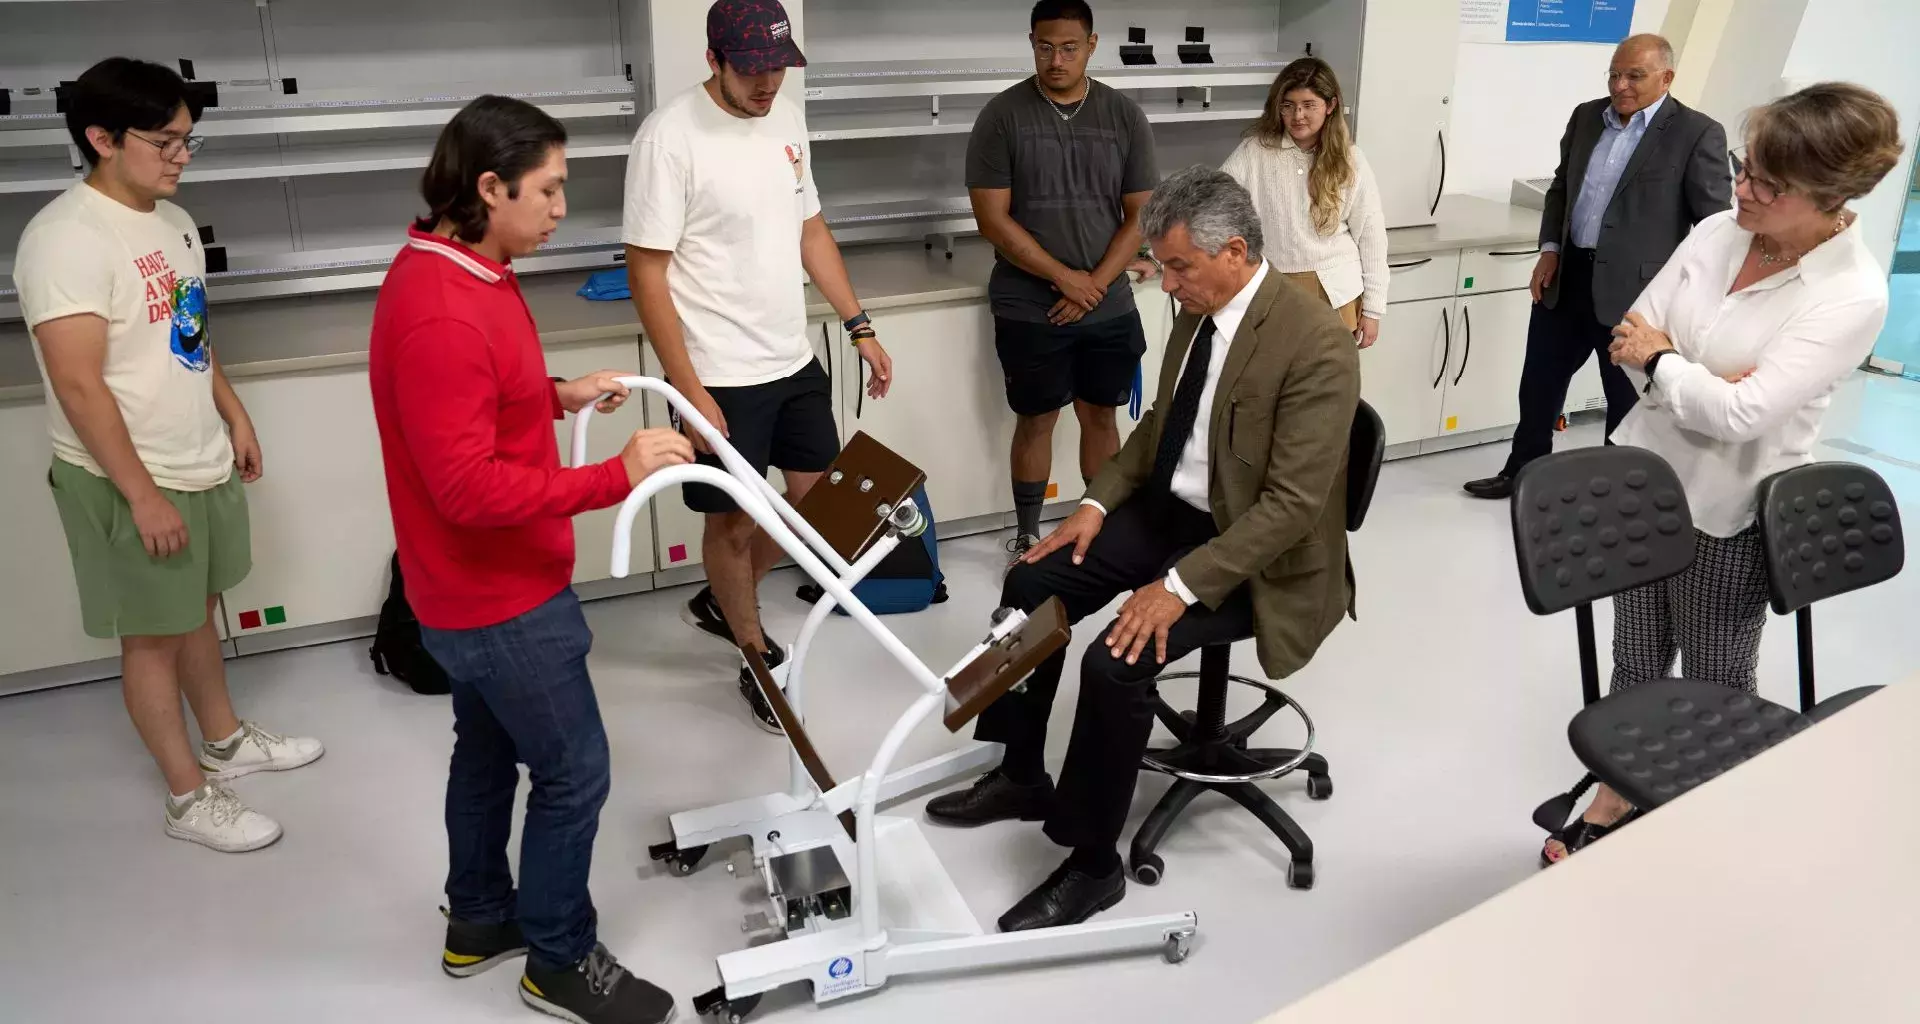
[1035,76,1090,122]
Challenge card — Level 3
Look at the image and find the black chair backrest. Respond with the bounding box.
[1346,399,1385,533]
[1758,462,1904,614]
[1511,446,1696,615]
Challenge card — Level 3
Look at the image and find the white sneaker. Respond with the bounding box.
[164,781,283,853]
[199,721,325,781]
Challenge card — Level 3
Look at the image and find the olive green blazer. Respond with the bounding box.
[1086,266,1361,678]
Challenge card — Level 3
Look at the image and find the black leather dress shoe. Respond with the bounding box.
[1463,474,1515,500]
[997,861,1127,932]
[925,771,1054,827]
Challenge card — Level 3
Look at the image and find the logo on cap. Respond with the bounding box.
[771,19,790,40]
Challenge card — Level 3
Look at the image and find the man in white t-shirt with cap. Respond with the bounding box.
[623,0,893,732]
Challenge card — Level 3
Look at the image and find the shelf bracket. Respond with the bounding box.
[930,95,940,120]
[923,233,956,260]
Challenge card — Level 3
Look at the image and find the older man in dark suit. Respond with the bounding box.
[925,166,1360,931]
[1465,33,1731,499]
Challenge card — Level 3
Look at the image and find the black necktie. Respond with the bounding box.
[1147,316,1217,498]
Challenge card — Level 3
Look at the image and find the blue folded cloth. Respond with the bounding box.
[577,268,630,301]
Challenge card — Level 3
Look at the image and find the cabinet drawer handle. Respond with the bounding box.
[1430,128,1447,218]
[1389,258,1434,270]
[1487,248,1541,257]
[1454,305,1473,387]
[1434,306,1451,390]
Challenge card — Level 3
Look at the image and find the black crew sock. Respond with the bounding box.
[1066,846,1121,876]
[998,744,1047,787]
[1013,479,1048,539]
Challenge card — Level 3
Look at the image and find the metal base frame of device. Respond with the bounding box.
[570,378,1199,1019]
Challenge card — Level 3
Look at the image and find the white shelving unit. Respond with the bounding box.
[0,0,652,317]
[787,0,1361,247]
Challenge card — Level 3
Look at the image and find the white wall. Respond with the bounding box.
[1445,0,1671,202]
[1781,0,1920,270]
[1685,0,1807,131]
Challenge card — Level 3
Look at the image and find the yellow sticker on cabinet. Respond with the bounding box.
[1445,415,1459,431]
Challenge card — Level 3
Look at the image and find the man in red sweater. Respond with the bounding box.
[369,97,690,1024]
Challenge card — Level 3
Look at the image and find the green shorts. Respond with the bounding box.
[47,458,252,639]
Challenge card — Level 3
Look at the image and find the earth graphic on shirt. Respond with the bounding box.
[170,276,210,372]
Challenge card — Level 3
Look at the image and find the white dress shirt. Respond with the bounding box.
[1614,209,1887,537]
[1222,138,1388,319]
[1084,261,1272,603]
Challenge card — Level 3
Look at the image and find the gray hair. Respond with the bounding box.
[1140,165,1265,261]
[1618,33,1675,70]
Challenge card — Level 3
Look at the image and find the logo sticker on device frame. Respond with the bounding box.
[819,955,862,998]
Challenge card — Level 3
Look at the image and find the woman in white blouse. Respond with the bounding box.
[1544,82,1902,865]
[1221,57,1387,347]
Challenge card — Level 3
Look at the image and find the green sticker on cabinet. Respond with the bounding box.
[264,605,287,625]
[1464,276,1475,289]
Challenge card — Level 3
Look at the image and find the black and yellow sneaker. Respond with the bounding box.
[520,944,676,1024]
[440,907,528,978]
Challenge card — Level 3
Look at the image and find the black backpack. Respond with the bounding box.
[369,553,451,695]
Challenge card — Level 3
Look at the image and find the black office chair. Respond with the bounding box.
[1509,445,1702,834]
[1125,400,1385,891]
[1525,455,1905,822]
[1756,461,1904,717]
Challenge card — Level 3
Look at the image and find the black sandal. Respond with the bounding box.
[1539,808,1639,868]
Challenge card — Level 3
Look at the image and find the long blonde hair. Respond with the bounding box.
[1248,57,1354,236]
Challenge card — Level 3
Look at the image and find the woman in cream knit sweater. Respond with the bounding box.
[1222,57,1388,346]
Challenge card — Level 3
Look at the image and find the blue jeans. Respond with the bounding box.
[420,588,609,972]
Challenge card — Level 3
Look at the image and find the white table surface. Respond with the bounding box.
[1259,679,1920,1024]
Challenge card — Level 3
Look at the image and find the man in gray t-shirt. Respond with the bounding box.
[966,0,1157,564]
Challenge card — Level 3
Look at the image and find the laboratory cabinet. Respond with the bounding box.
[1360,245,1538,452]
[835,281,1173,527]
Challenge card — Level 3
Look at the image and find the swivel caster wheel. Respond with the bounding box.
[1307,773,1333,800]
[648,840,710,877]
[1163,928,1195,964]
[1287,860,1314,890]
[1130,853,1165,887]
[694,986,760,1023]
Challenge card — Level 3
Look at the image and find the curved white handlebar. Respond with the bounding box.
[571,375,851,577]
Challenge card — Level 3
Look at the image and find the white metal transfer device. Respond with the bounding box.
[570,376,1198,1022]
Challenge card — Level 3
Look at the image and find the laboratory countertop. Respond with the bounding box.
[0,195,1538,401]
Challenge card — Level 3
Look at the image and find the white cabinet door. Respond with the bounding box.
[222,369,394,640]
[1360,297,1451,446]
[548,338,654,585]
[0,400,125,678]
[1443,290,1534,436]
[1047,283,1178,504]
[839,299,1011,524]
[1355,0,1460,228]
[644,324,830,573]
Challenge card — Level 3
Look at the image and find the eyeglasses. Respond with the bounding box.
[1730,149,1785,205]
[1606,69,1654,85]
[1277,100,1324,117]
[1032,41,1083,61]
[124,130,205,160]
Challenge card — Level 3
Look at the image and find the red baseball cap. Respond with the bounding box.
[707,0,807,76]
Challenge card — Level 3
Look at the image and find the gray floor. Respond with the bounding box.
[4,374,1917,1024]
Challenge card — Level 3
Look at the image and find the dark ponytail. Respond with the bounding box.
[417,95,567,243]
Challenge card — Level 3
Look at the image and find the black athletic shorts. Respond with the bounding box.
[680,358,839,514]
[993,311,1146,417]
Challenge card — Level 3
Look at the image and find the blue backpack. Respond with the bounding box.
[797,485,947,615]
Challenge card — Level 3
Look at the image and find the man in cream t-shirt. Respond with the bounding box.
[623,0,894,732]
[15,58,320,854]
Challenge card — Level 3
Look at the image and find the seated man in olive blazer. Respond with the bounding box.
[926,165,1361,931]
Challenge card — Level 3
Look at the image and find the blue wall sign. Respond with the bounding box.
[1506,0,1637,44]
